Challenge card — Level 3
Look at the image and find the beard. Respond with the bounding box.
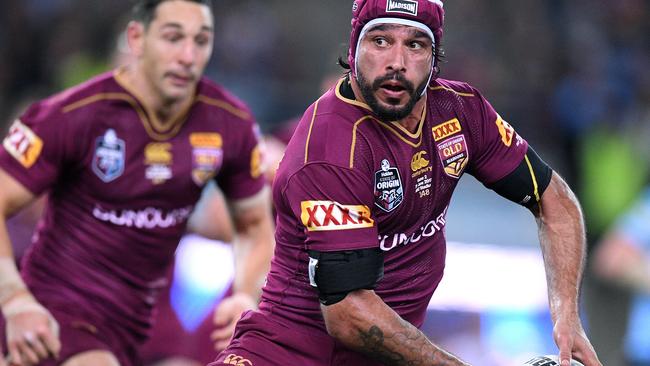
[357,69,430,121]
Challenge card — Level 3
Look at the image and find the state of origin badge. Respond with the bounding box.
[374,159,404,212]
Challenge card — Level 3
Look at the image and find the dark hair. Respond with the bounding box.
[338,40,446,77]
[132,0,213,28]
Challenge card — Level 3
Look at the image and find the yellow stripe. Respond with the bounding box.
[524,154,540,202]
[195,95,250,120]
[62,93,184,141]
[304,100,320,164]
[428,85,475,97]
[350,116,374,168]
[334,78,373,111]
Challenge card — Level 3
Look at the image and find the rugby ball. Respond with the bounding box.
[523,355,585,366]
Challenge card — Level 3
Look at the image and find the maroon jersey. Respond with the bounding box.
[0,69,266,343]
[261,77,528,333]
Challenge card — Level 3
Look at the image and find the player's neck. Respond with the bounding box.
[119,65,193,126]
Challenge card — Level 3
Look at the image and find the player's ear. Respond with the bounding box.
[126,21,145,57]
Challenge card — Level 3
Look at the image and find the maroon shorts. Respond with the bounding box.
[210,310,381,366]
[1,308,140,366]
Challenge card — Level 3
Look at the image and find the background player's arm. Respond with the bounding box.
[211,188,275,350]
[186,183,235,243]
[591,230,650,293]
[535,172,600,366]
[0,168,61,365]
[321,290,470,366]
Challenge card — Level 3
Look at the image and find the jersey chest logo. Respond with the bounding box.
[374,159,404,212]
[92,129,125,182]
[436,135,469,178]
[190,133,223,186]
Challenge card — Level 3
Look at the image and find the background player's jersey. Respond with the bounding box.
[0,70,265,342]
[262,77,528,333]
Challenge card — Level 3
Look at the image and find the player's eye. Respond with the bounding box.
[409,41,424,50]
[374,37,388,47]
[163,33,183,43]
[195,34,211,47]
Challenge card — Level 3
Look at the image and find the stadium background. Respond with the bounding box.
[0,0,648,365]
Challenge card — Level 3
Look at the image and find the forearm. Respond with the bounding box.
[324,290,469,366]
[231,227,273,298]
[536,173,585,319]
[231,192,275,299]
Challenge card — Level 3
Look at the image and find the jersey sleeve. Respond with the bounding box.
[0,101,71,195]
[281,163,379,252]
[465,87,529,185]
[216,120,267,201]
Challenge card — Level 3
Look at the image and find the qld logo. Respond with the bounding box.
[92,129,125,182]
[374,159,404,212]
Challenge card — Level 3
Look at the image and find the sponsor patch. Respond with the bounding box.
[437,135,468,178]
[432,118,462,141]
[2,120,43,168]
[300,200,374,232]
[190,133,223,186]
[410,151,430,172]
[223,354,253,366]
[374,159,404,212]
[92,129,125,182]
[250,144,264,179]
[144,142,173,185]
[496,115,515,147]
[386,0,418,16]
[189,133,222,149]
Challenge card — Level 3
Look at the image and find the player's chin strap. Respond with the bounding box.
[0,258,59,335]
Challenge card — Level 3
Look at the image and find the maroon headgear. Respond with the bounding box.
[347,0,445,78]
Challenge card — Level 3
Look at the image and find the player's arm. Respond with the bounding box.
[536,173,600,366]
[229,187,275,299]
[591,230,650,293]
[486,148,600,366]
[186,183,235,243]
[313,249,470,366]
[211,187,275,350]
[0,168,61,365]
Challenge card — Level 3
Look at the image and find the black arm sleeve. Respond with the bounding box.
[486,146,553,209]
[308,248,384,305]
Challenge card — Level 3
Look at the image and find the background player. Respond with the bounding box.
[214,0,601,365]
[0,0,274,365]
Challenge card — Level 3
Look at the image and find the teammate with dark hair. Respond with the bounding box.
[0,0,274,365]
[213,1,602,365]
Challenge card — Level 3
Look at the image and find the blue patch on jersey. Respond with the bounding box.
[92,129,125,182]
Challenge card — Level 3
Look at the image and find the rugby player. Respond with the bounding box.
[0,0,274,365]
[214,0,601,365]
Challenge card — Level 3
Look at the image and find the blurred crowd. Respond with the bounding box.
[1,1,649,365]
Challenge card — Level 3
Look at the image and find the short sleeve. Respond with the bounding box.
[0,101,69,194]
[216,121,267,200]
[282,163,378,252]
[466,88,529,185]
[616,188,650,251]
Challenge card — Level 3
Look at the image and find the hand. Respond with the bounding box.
[210,293,257,351]
[553,314,601,366]
[3,294,60,366]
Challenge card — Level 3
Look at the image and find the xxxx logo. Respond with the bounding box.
[411,151,430,172]
[432,118,462,141]
[301,201,374,232]
[223,354,253,366]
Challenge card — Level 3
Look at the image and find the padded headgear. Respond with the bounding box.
[348,0,445,77]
